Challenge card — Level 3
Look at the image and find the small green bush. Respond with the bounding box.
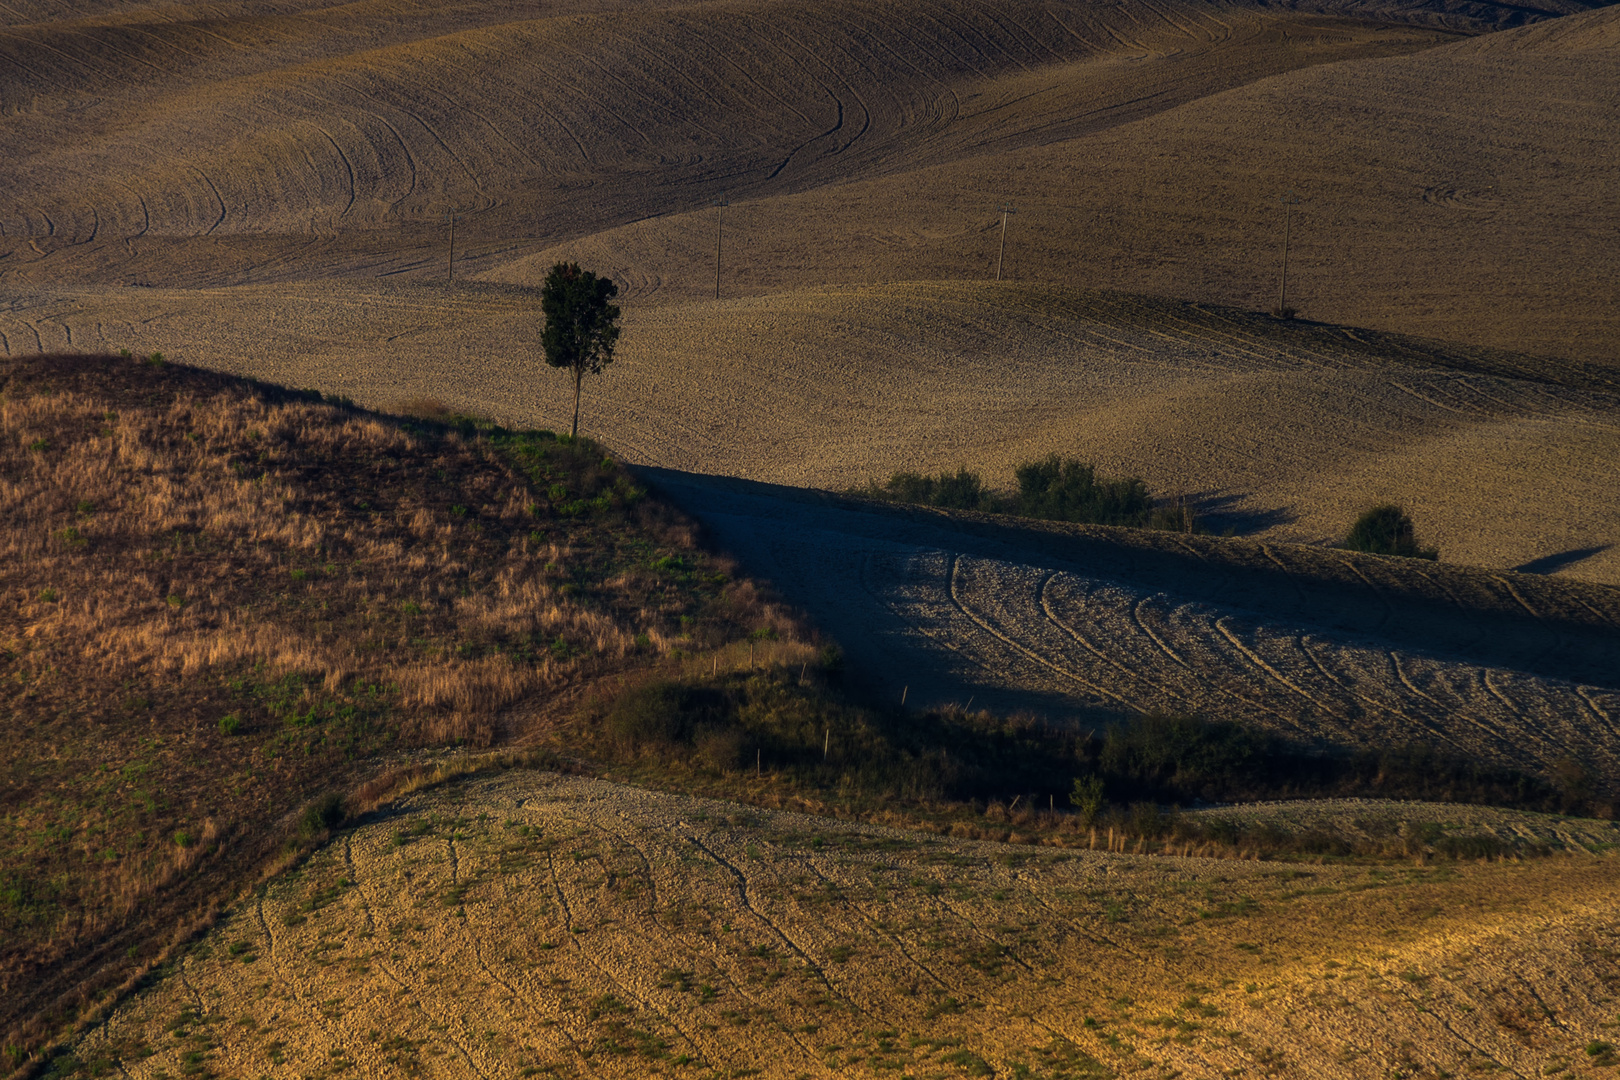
[861,455,1197,531]
[217,714,241,736]
[872,467,989,510]
[299,793,345,838]
[1343,504,1437,560]
[1071,776,1106,826]
[1014,455,1152,526]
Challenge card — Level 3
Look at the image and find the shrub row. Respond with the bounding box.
[595,667,1604,821]
[859,456,1199,532]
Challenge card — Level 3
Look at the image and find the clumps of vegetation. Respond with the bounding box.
[1343,504,1438,560]
[0,353,793,1059]
[578,662,1611,859]
[859,455,1201,532]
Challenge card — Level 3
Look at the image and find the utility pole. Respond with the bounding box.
[443,206,467,285]
[995,203,1016,281]
[713,191,729,300]
[1275,191,1299,318]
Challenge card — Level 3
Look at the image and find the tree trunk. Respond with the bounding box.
[571,363,583,439]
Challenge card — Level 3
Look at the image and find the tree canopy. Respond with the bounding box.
[541,262,622,438]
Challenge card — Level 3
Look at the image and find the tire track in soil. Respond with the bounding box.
[1211,615,1347,722]
[439,832,602,1072]
[947,554,1143,711]
[538,843,698,1073]
[339,830,497,1080]
[799,855,955,996]
[681,830,858,1059]
[559,816,716,1064]
[1010,865,1175,969]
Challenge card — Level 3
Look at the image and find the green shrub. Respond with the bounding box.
[217,714,241,736]
[1015,455,1151,526]
[607,682,724,749]
[872,467,989,510]
[1071,776,1106,826]
[299,793,345,838]
[1343,504,1437,560]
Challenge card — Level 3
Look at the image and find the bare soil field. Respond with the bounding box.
[5,1,1620,1068]
[491,4,1620,362]
[639,468,1620,790]
[61,770,1620,1079]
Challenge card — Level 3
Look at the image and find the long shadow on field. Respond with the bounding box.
[1514,545,1612,576]
[641,468,1620,724]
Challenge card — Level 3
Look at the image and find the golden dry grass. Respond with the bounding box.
[0,352,798,1062]
[58,769,1620,1079]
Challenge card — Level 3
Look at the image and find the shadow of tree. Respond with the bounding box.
[1513,546,1611,575]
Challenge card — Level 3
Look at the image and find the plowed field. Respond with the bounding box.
[643,469,1620,787]
[67,771,1620,1079]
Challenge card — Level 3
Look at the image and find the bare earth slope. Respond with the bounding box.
[65,771,1620,1079]
[0,0,1462,289]
[499,4,1620,362]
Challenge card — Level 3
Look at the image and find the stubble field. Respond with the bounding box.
[66,770,1620,1079]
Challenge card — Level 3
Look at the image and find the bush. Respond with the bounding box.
[860,456,1207,533]
[1343,504,1437,560]
[871,467,989,510]
[299,792,345,838]
[606,682,725,749]
[1071,776,1106,826]
[1014,456,1152,526]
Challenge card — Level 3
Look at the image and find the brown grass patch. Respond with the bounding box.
[0,353,797,1064]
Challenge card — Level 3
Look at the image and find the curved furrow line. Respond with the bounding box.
[667,18,820,133]
[797,857,954,994]
[537,837,722,1069]
[1009,867,1167,969]
[1479,668,1530,725]
[1376,653,1511,755]
[833,8,961,137]
[930,3,1035,74]
[250,891,348,1044]
[682,833,853,1015]
[1575,687,1620,742]
[1334,558,1397,634]
[1489,575,1547,623]
[1307,638,1505,752]
[1129,595,1191,669]
[566,821,761,1060]
[1256,544,1310,611]
[313,124,357,217]
[1387,379,1491,417]
[187,167,227,235]
[947,554,1143,711]
[1035,572,1192,708]
[1211,616,1348,721]
[856,547,1010,684]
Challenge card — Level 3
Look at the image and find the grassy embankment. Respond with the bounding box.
[0,352,797,1067]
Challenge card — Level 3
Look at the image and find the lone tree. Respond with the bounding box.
[1343,504,1438,560]
[541,262,621,438]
